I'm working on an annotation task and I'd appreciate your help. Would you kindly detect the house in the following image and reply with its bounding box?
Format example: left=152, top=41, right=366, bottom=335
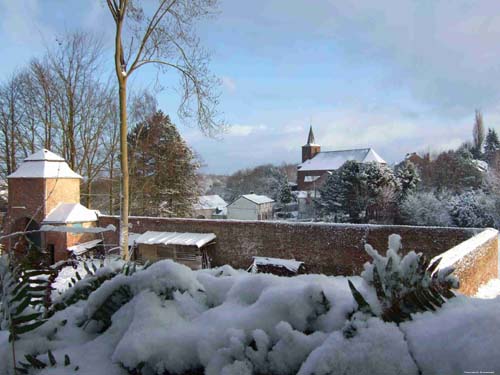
left=192, top=194, right=228, bottom=219
left=297, top=126, right=386, bottom=190
left=4, top=149, right=105, bottom=263
left=227, top=194, right=274, bottom=220
left=134, top=230, right=216, bottom=269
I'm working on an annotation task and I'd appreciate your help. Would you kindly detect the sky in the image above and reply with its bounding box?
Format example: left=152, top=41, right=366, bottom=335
left=1, top=0, right=500, bottom=174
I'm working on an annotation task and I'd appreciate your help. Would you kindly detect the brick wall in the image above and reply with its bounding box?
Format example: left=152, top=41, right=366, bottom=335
left=99, top=216, right=478, bottom=276
left=432, top=228, right=498, bottom=296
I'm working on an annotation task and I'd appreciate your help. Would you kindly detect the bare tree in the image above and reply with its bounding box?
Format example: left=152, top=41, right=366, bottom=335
left=106, top=0, right=223, bottom=259
left=473, top=109, right=485, bottom=158
left=0, top=74, right=25, bottom=176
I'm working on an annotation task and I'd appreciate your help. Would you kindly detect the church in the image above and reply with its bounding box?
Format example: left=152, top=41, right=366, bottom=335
left=297, top=127, right=386, bottom=190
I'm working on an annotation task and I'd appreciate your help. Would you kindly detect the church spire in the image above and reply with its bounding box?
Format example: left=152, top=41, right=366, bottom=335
left=307, top=125, right=315, bottom=144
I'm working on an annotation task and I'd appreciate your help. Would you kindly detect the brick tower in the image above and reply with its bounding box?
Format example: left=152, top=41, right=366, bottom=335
left=5, top=149, right=89, bottom=260
left=301, top=126, right=321, bottom=162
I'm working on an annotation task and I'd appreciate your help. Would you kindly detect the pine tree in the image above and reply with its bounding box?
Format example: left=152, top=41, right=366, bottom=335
left=128, top=111, right=201, bottom=217
left=395, top=160, right=420, bottom=200
left=277, top=175, right=292, bottom=205
left=484, top=128, right=500, bottom=163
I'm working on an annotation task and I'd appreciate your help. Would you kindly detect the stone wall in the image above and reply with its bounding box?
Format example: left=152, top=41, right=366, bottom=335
left=432, top=228, right=498, bottom=296
left=99, top=216, right=479, bottom=276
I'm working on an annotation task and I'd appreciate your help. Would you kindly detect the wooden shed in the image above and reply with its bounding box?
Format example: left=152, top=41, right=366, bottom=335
left=134, top=231, right=216, bottom=270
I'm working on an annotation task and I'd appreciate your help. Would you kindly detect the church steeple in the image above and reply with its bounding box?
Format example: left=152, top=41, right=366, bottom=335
left=306, top=125, right=316, bottom=145
left=301, top=126, right=321, bottom=162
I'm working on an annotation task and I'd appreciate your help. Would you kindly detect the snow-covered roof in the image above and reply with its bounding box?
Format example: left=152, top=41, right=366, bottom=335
left=68, top=239, right=102, bottom=256
left=240, top=194, right=274, bottom=205
left=43, top=203, right=99, bottom=224
left=128, top=232, right=142, bottom=246
left=8, top=149, right=82, bottom=179
left=298, top=148, right=386, bottom=172
left=194, top=195, right=228, bottom=210
left=135, top=231, right=216, bottom=248
left=472, top=159, right=488, bottom=172
left=251, top=256, right=304, bottom=273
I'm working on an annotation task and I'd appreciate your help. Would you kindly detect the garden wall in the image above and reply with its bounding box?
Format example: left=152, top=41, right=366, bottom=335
left=98, top=216, right=490, bottom=281
left=432, top=228, right=498, bottom=296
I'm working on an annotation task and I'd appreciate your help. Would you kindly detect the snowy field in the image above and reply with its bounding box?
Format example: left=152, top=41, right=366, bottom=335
left=1, top=255, right=500, bottom=375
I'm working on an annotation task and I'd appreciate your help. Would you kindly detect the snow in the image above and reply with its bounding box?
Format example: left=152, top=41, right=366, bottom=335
left=128, top=232, right=141, bottom=246
left=67, top=239, right=103, bottom=256
left=475, top=278, right=500, bottom=299
left=250, top=257, right=304, bottom=273
left=2, top=257, right=500, bottom=374
left=304, top=175, right=321, bottom=182
left=432, top=228, right=498, bottom=271
left=135, top=231, right=216, bottom=248
left=298, top=148, right=386, bottom=172
left=43, top=203, right=99, bottom=224
left=8, top=149, right=82, bottom=179
left=24, top=149, right=65, bottom=161
left=194, top=195, right=228, bottom=210
left=401, top=296, right=500, bottom=374
left=40, top=223, right=116, bottom=234
left=239, top=194, right=274, bottom=205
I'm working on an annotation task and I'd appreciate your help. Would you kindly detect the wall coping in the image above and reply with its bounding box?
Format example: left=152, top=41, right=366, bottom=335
left=433, top=228, right=498, bottom=271
left=98, top=215, right=481, bottom=233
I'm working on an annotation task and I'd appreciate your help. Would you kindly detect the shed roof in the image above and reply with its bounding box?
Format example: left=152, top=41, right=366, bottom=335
left=68, top=239, right=102, bottom=256
left=298, top=148, right=386, bottom=172
left=240, top=194, right=274, bottom=205
left=43, top=203, right=99, bottom=224
left=135, top=231, right=216, bottom=248
left=8, top=149, right=82, bottom=179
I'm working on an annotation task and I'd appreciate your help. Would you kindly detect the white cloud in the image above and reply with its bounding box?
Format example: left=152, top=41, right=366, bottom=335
left=221, top=76, right=237, bottom=93
left=227, top=124, right=267, bottom=136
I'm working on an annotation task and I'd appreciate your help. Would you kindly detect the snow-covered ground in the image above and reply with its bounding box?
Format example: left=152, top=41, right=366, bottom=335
left=475, top=278, right=500, bottom=299
left=1, top=258, right=500, bottom=375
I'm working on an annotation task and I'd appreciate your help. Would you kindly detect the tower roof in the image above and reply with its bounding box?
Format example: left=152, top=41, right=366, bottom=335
left=304, top=126, right=319, bottom=146
left=7, top=149, right=82, bottom=179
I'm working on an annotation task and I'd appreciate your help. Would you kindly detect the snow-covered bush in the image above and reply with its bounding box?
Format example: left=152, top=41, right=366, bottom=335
left=449, top=190, right=496, bottom=228
left=1, top=241, right=499, bottom=375
left=400, top=190, right=452, bottom=226
left=349, top=235, right=458, bottom=323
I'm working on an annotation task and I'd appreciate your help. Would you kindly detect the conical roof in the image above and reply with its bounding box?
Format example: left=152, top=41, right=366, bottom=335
left=8, top=149, right=82, bottom=179
left=307, top=126, right=315, bottom=144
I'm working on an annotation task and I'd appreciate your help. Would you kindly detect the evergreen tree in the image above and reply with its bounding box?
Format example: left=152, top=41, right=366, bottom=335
left=317, top=161, right=399, bottom=223
left=277, top=175, right=293, bottom=206
left=484, top=128, right=500, bottom=162
left=128, top=111, right=200, bottom=217
left=395, top=160, right=420, bottom=199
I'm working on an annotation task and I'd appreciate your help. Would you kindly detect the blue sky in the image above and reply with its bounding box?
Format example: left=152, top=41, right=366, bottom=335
left=2, top=0, right=500, bottom=174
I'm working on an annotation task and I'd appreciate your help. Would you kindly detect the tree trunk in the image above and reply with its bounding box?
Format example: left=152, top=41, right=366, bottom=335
left=119, top=79, right=129, bottom=260
left=109, top=155, right=114, bottom=215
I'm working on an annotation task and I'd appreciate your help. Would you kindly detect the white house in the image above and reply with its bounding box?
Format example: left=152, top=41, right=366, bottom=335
left=227, top=194, right=274, bottom=220
left=192, top=195, right=228, bottom=219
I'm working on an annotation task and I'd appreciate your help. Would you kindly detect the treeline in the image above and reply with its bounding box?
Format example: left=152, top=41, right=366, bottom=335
left=316, top=111, right=500, bottom=228
left=204, top=163, right=296, bottom=203
left=0, top=32, right=118, bottom=209
left=0, top=31, right=200, bottom=217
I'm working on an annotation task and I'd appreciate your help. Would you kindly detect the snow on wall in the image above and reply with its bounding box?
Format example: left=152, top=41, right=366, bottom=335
left=432, top=228, right=498, bottom=295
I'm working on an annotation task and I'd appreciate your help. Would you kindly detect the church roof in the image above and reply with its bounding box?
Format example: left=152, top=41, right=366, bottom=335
left=305, top=126, right=317, bottom=145
left=8, top=149, right=82, bottom=179
left=298, top=148, right=386, bottom=172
